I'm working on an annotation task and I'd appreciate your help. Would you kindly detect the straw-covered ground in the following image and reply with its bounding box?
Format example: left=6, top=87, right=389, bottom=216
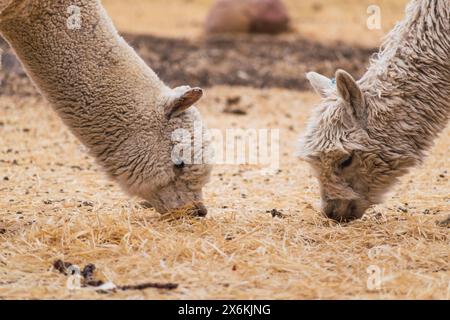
left=0, top=0, right=448, bottom=300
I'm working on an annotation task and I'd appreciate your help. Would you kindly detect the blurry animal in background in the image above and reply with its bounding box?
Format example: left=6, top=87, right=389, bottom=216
left=205, top=0, right=291, bottom=35
left=299, top=0, right=450, bottom=221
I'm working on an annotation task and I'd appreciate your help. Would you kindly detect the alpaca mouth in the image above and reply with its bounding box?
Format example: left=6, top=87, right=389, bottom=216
left=191, top=202, right=208, bottom=217
left=158, top=202, right=208, bottom=220
left=323, top=199, right=367, bottom=222
left=144, top=197, right=208, bottom=218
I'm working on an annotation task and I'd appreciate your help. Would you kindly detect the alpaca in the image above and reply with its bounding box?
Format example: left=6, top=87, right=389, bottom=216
left=299, top=0, right=450, bottom=221
left=0, top=0, right=213, bottom=215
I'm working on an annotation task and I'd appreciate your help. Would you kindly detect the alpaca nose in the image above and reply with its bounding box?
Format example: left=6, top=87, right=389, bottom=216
left=324, top=202, right=336, bottom=220
left=324, top=201, right=341, bottom=221
left=192, top=202, right=208, bottom=217
left=324, top=200, right=359, bottom=222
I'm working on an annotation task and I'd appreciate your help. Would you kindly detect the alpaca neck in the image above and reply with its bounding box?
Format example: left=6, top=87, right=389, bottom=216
left=361, top=0, right=450, bottom=164
left=0, top=0, right=166, bottom=149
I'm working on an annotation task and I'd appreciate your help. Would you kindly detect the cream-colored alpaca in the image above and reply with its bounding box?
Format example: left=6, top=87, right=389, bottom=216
left=0, top=0, right=212, bottom=215
left=299, top=0, right=449, bottom=221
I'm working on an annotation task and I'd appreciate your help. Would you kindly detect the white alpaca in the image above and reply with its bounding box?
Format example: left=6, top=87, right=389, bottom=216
left=299, top=0, right=449, bottom=221
left=0, top=0, right=212, bottom=215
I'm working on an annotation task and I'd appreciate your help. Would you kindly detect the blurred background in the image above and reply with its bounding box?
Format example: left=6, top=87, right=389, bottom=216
left=1, top=0, right=410, bottom=95
left=103, top=0, right=408, bottom=46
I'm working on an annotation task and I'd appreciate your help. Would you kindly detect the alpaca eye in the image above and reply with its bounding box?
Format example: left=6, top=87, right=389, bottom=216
left=339, top=155, right=353, bottom=169
left=174, top=161, right=185, bottom=170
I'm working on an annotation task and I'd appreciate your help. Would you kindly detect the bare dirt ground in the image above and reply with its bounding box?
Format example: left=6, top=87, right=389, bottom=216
left=0, top=0, right=448, bottom=300
left=0, top=34, right=375, bottom=95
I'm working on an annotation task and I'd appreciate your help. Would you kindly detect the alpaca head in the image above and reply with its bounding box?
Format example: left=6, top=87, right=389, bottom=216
left=299, top=70, right=402, bottom=221
left=122, top=86, right=213, bottom=216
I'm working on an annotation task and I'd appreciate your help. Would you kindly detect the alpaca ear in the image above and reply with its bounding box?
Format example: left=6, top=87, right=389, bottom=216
left=306, top=72, right=334, bottom=98
left=335, top=70, right=365, bottom=120
left=165, top=86, right=203, bottom=119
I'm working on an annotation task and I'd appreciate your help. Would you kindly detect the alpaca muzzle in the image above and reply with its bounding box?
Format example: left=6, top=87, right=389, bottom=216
left=323, top=199, right=366, bottom=222
left=191, top=202, right=208, bottom=217
left=148, top=198, right=208, bottom=218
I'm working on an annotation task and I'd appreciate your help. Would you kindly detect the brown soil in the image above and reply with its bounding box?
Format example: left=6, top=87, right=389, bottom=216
left=1, top=86, right=448, bottom=299
left=0, top=33, right=375, bottom=96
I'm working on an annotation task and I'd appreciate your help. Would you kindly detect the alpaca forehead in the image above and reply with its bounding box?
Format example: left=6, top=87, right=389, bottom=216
left=308, top=99, right=350, bottom=133
left=301, top=121, right=348, bottom=156
left=308, top=136, right=344, bottom=156
left=300, top=142, right=347, bottom=168
left=306, top=104, right=366, bottom=148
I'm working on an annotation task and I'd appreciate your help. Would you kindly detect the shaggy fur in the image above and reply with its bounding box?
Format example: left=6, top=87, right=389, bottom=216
left=0, top=0, right=213, bottom=215
left=299, top=0, right=450, bottom=221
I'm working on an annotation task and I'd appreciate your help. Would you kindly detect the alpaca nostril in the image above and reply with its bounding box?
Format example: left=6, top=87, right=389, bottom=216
left=325, top=210, right=335, bottom=220
left=324, top=202, right=337, bottom=220
left=346, top=201, right=366, bottom=221
left=193, top=202, right=208, bottom=217
left=348, top=202, right=358, bottom=218
left=323, top=201, right=357, bottom=222
left=326, top=209, right=342, bottom=222
left=329, top=212, right=343, bottom=222
left=140, top=201, right=153, bottom=209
